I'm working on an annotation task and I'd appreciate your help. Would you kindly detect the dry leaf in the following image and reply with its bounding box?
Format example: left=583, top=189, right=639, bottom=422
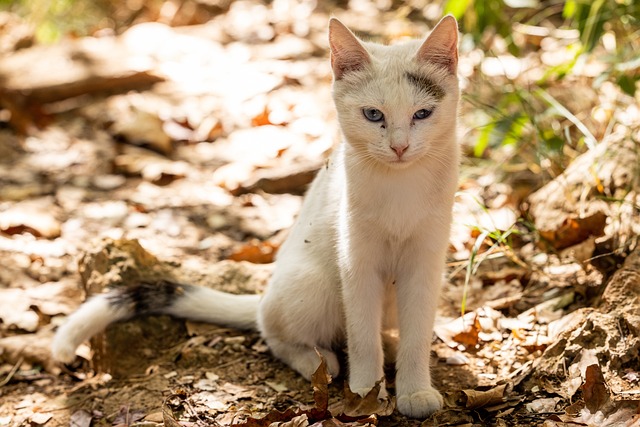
left=457, top=384, right=507, bottom=410
left=338, top=379, right=395, bottom=418
left=70, top=410, right=93, bottom=427
left=162, top=402, right=182, bottom=427
left=311, top=349, right=331, bottom=413
left=582, top=364, right=609, bottom=413
left=0, top=208, right=60, bottom=238
left=228, top=239, right=279, bottom=264
left=452, top=314, right=481, bottom=348
left=539, top=212, right=607, bottom=250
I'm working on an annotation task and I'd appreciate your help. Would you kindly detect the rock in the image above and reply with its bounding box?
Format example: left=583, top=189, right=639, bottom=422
left=527, top=133, right=639, bottom=250
left=75, top=238, right=270, bottom=377
left=530, top=247, right=640, bottom=398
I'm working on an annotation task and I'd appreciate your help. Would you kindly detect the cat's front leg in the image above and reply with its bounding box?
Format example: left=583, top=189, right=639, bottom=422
left=394, top=248, right=445, bottom=418
left=339, top=244, right=386, bottom=396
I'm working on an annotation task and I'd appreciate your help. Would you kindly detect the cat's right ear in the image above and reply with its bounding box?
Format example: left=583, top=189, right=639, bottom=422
left=328, top=18, right=371, bottom=80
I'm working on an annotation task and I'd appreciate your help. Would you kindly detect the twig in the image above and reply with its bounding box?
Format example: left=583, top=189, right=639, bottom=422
left=0, top=357, right=23, bottom=387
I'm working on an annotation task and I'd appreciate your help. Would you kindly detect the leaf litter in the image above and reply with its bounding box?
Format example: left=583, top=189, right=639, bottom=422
left=1, top=1, right=640, bottom=426
left=163, top=352, right=394, bottom=427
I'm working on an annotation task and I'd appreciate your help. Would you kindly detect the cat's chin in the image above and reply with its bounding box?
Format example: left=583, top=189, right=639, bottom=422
left=381, top=156, right=417, bottom=169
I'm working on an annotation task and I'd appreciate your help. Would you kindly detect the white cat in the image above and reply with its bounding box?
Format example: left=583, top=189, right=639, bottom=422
left=53, top=16, right=460, bottom=418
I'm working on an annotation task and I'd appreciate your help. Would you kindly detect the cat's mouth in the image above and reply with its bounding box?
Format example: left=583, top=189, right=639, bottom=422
left=386, top=155, right=414, bottom=168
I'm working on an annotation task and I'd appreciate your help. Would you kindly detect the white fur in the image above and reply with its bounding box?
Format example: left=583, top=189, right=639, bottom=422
left=53, top=16, right=459, bottom=419
left=166, top=288, right=260, bottom=329
left=52, top=297, right=131, bottom=363
left=259, top=16, right=460, bottom=418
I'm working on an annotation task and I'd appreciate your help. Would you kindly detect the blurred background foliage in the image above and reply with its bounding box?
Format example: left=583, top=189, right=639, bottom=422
left=445, top=0, right=638, bottom=173
left=1, top=0, right=638, bottom=171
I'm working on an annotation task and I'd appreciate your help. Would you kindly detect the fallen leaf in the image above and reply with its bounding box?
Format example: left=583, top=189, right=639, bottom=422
left=0, top=207, right=60, bottom=238
left=70, top=410, right=93, bottom=427
left=456, top=384, right=507, bottom=410
left=112, top=405, right=145, bottom=427
left=452, top=314, right=481, bottom=348
left=30, top=413, right=52, bottom=425
left=228, top=239, right=279, bottom=264
left=337, top=379, right=395, bottom=418
left=162, top=401, right=182, bottom=427
left=311, top=350, right=331, bottom=413
left=582, top=364, right=609, bottom=413
left=539, top=212, right=607, bottom=250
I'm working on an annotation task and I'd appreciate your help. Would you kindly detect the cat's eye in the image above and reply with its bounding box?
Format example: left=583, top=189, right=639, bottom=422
left=363, top=108, right=384, bottom=122
left=413, top=109, right=432, bottom=120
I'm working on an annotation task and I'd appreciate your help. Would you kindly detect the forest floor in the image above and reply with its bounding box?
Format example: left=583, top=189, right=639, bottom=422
left=1, top=2, right=639, bottom=427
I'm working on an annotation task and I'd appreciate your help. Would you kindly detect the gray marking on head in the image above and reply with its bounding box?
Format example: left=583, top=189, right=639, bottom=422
left=405, top=72, right=445, bottom=100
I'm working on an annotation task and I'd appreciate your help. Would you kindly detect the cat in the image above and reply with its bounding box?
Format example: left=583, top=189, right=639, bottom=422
left=53, top=15, right=460, bottom=418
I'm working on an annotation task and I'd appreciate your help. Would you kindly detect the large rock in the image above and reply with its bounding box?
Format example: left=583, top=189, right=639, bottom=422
left=77, top=238, right=271, bottom=377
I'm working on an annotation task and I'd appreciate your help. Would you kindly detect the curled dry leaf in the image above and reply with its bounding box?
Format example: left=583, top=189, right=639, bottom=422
left=447, top=384, right=507, bottom=410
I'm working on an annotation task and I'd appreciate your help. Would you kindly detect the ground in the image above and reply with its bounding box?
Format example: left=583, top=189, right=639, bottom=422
left=0, top=1, right=639, bottom=427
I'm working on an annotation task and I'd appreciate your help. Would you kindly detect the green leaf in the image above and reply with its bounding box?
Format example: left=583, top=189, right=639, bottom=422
left=443, top=0, right=473, bottom=20
left=563, top=0, right=577, bottom=18
left=474, top=122, right=495, bottom=157
left=616, top=74, right=637, bottom=97
left=535, top=88, right=597, bottom=150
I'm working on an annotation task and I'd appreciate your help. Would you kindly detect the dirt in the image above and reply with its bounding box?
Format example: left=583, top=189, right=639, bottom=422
left=1, top=1, right=640, bottom=426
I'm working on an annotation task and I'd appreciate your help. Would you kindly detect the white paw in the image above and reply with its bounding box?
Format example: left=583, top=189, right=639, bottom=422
left=396, top=388, right=443, bottom=418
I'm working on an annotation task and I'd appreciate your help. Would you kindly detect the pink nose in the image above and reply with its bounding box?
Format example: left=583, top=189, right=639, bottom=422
left=392, top=144, right=408, bottom=158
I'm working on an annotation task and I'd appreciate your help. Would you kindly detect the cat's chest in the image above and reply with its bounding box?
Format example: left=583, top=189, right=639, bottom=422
left=347, top=168, right=450, bottom=238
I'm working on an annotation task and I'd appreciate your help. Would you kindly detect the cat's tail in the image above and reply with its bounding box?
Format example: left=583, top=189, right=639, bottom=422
left=51, top=280, right=260, bottom=364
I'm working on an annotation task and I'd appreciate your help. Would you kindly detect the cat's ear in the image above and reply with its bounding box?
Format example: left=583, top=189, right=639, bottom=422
left=415, top=15, right=459, bottom=74
left=328, top=18, right=371, bottom=80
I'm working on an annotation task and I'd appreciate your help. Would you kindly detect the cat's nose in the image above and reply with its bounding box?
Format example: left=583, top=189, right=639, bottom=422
left=391, top=144, right=409, bottom=158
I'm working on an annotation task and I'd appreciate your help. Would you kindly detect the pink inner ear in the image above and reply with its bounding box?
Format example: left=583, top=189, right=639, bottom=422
left=416, top=15, right=459, bottom=74
left=329, top=19, right=371, bottom=79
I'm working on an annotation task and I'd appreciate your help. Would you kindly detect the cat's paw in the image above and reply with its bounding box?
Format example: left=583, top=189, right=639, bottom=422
left=396, top=388, right=443, bottom=418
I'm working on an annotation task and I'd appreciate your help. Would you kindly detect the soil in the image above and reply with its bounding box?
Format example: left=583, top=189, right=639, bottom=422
left=1, top=2, right=640, bottom=427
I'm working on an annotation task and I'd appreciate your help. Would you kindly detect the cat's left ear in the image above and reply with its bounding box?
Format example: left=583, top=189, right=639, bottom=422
left=415, top=15, right=459, bottom=74
left=329, top=18, right=371, bottom=80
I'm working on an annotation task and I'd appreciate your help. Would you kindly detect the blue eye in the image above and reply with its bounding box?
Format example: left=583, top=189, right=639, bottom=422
left=413, top=109, right=432, bottom=120
left=363, top=108, right=384, bottom=122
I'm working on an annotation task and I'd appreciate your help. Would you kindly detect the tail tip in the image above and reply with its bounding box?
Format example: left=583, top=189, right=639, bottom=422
left=51, top=335, right=78, bottom=364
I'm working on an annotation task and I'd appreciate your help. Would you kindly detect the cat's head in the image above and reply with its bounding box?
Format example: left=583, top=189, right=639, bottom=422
left=329, top=16, right=459, bottom=169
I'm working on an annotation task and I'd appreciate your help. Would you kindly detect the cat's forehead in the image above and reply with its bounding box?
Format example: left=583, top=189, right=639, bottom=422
left=342, top=44, right=448, bottom=102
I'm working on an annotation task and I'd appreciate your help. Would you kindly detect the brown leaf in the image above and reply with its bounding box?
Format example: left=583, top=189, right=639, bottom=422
left=0, top=208, right=61, bottom=238
left=539, top=212, right=607, bottom=250
left=452, top=313, right=481, bottom=348
left=251, top=106, right=272, bottom=127
left=582, top=364, right=609, bottom=413
left=338, top=379, right=395, bottom=418
left=448, top=384, right=507, bottom=410
left=311, top=350, right=331, bottom=413
left=228, top=239, right=279, bottom=264
left=233, top=408, right=300, bottom=427
left=161, top=404, right=182, bottom=427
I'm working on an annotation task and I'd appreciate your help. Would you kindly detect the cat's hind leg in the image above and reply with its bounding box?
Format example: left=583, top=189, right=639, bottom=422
left=266, top=337, right=340, bottom=380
